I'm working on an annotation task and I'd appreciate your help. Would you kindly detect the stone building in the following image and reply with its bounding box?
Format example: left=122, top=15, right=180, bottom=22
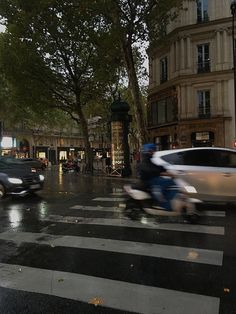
left=147, top=0, right=235, bottom=150
left=0, top=118, right=110, bottom=164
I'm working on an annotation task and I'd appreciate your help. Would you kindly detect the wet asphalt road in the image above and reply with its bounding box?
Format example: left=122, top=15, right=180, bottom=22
left=0, top=166, right=235, bottom=314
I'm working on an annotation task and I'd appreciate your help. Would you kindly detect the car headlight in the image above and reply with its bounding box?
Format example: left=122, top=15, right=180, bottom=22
left=184, top=185, right=197, bottom=194
left=8, top=178, right=23, bottom=184
left=39, top=175, right=45, bottom=181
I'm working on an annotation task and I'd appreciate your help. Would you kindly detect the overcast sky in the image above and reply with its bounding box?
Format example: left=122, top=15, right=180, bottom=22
left=0, top=24, right=5, bottom=32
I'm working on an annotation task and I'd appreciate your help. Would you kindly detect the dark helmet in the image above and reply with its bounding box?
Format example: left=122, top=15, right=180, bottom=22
left=142, top=143, right=156, bottom=154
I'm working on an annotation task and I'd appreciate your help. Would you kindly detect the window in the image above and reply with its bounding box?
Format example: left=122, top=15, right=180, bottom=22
left=158, top=100, right=166, bottom=124
left=197, top=90, right=211, bottom=118
left=215, top=150, right=236, bottom=168
left=148, top=102, right=158, bottom=127
left=197, top=0, right=209, bottom=23
left=182, top=150, right=218, bottom=166
left=197, top=44, right=210, bottom=73
left=162, top=152, right=184, bottom=165
left=154, top=149, right=236, bottom=168
left=148, top=97, right=177, bottom=127
left=160, top=57, right=168, bottom=83
left=158, top=97, right=177, bottom=125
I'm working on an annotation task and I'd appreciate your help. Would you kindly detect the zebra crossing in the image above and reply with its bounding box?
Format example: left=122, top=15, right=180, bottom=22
left=0, top=190, right=225, bottom=314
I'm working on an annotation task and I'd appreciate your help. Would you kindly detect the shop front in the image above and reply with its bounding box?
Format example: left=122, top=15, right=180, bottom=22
left=57, top=147, right=85, bottom=162
left=34, top=146, right=48, bottom=159
left=0, top=136, right=17, bottom=156
left=191, top=131, right=215, bottom=147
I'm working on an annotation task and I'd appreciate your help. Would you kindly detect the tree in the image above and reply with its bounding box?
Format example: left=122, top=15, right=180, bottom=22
left=0, top=0, right=123, bottom=171
left=87, top=0, right=183, bottom=145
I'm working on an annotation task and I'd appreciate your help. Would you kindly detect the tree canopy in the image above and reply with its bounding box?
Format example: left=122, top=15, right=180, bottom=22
left=0, top=0, right=183, bottom=162
left=0, top=0, right=125, bottom=170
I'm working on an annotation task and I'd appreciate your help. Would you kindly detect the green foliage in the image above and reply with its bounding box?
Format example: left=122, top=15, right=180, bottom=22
left=0, top=0, right=183, bottom=149
left=0, top=0, right=124, bottom=119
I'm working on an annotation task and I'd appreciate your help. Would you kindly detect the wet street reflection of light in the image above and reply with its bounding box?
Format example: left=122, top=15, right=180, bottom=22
left=8, top=209, right=22, bottom=228
left=9, top=204, right=25, bottom=211
left=39, top=201, right=49, bottom=218
left=140, top=217, right=149, bottom=224
left=187, top=251, right=199, bottom=260
left=58, top=165, right=63, bottom=186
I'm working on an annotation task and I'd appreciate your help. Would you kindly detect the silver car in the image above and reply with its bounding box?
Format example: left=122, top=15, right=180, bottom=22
left=151, top=147, right=236, bottom=203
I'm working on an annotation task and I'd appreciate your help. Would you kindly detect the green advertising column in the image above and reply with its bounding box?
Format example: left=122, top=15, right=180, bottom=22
left=110, top=97, right=132, bottom=177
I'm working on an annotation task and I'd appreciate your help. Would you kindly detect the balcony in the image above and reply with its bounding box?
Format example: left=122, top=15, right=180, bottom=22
left=197, top=60, right=211, bottom=73
left=197, top=15, right=209, bottom=24
left=160, top=76, right=168, bottom=84
left=198, top=105, right=211, bottom=119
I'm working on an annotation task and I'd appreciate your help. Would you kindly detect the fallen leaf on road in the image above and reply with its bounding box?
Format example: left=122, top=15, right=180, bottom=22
left=58, top=278, right=64, bottom=282
left=88, top=297, right=104, bottom=306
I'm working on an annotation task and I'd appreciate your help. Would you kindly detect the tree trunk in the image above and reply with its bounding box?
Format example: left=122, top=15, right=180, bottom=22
left=122, top=40, right=148, bottom=146
left=76, top=101, right=93, bottom=173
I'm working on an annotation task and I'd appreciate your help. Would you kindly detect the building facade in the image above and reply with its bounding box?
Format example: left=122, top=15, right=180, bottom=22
left=0, top=118, right=111, bottom=163
left=147, top=0, right=235, bottom=150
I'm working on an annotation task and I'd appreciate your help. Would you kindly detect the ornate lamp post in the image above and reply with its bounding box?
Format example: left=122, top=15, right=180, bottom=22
left=231, top=0, right=236, bottom=144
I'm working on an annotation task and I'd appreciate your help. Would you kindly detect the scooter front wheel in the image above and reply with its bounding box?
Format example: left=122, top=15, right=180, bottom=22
left=184, top=213, right=200, bottom=224
left=124, top=198, right=145, bottom=219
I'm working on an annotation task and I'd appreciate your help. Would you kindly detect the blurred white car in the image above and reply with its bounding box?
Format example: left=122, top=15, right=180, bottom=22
left=152, top=147, right=236, bottom=203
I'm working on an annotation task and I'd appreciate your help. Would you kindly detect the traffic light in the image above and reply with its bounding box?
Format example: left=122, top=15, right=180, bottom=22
left=234, top=139, right=236, bottom=148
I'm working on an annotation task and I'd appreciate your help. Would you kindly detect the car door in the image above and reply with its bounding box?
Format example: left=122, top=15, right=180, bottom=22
left=212, top=149, right=236, bottom=198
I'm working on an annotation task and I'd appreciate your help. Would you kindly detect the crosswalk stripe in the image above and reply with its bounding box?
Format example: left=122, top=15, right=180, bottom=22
left=204, top=211, right=226, bottom=217
left=0, top=262, right=220, bottom=314
left=41, top=215, right=225, bottom=235
left=70, top=205, right=226, bottom=217
left=0, top=231, right=223, bottom=266
left=70, top=205, right=121, bottom=212
left=92, top=197, right=126, bottom=201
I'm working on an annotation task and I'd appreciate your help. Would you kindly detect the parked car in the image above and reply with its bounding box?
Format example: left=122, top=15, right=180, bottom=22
left=0, top=157, right=44, bottom=199
left=152, top=147, right=236, bottom=203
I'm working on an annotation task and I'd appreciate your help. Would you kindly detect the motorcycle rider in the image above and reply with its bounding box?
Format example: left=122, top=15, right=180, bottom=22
left=139, top=143, right=177, bottom=211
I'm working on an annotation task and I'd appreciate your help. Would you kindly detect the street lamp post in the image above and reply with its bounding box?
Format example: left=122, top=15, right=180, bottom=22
left=231, top=0, right=236, bottom=144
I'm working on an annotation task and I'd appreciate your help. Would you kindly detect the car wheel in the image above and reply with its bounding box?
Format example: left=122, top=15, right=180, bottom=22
left=0, top=184, right=6, bottom=199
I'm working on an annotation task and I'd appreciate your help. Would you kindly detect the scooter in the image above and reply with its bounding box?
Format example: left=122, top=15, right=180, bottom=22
left=62, top=162, right=77, bottom=173
left=123, top=177, right=201, bottom=223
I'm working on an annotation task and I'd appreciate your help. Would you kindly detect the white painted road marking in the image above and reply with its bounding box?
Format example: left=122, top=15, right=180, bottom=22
left=70, top=205, right=226, bottom=217
left=0, top=231, right=223, bottom=265
left=92, top=197, right=126, bottom=202
left=41, top=215, right=225, bottom=235
left=0, top=263, right=220, bottom=314
left=70, top=205, right=122, bottom=212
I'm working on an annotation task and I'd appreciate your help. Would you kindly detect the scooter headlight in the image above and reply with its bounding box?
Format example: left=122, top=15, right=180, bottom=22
left=184, top=185, right=197, bottom=194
